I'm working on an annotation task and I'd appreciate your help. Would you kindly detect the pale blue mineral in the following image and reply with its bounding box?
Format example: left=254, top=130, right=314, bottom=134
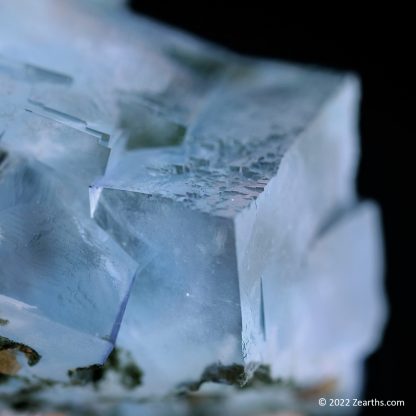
left=0, top=152, right=137, bottom=379
left=0, top=0, right=386, bottom=411
left=279, top=202, right=386, bottom=396
left=91, top=66, right=365, bottom=392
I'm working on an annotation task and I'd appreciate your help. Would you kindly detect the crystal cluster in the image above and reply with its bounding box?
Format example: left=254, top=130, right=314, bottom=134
left=0, top=0, right=386, bottom=414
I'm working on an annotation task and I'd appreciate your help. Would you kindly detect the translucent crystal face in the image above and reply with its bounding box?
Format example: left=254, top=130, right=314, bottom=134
left=0, top=0, right=386, bottom=408
left=87, top=61, right=363, bottom=384
left=0, top=154, right=136, bottom=338
left=0, top=152, right=137, bottom=379
left=1, top=112, right=110, bottom=205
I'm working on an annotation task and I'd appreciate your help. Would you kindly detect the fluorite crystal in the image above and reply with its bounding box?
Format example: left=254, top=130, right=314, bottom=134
left=91, top=70, right=362, bottom=392
left=0, top=0, right=386, bottom=414
left=0, top=152, right=137, bottom=380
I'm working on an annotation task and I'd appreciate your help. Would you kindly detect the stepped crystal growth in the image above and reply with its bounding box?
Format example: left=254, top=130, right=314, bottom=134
left=0, top=0, right=386, bottom=414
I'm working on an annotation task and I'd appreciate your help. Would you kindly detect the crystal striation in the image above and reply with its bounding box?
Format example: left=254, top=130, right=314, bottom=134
left=91, top=64, right=363, bottom=391
left=0, top=0, right=386, bottom=413
left=0, top=152, right=137, bottom=380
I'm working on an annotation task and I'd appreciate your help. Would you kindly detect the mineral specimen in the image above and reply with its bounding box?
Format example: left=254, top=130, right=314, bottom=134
left=0, top=0, right=386, bottom=414
left=0, top=152, right=137, bottom=380
left=93, top=69, right=362, bottom=392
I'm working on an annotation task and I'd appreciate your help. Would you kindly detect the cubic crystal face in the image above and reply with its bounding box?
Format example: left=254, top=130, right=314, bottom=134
left=90, top=63, right=365, bottom=390
left=0, top=0, right=386, bottom=413
left=0, top=152, right=137, bottom=380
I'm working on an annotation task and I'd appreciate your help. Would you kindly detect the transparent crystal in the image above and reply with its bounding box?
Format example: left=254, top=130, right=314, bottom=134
left=90, top=66, right=364, bottom=391
left=0, top=153, right=137, bottom=380
left=0, top=0, right=386, bottom=410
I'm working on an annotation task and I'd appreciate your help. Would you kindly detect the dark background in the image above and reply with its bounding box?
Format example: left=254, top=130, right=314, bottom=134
left=129, top=3, right=410, bottom=414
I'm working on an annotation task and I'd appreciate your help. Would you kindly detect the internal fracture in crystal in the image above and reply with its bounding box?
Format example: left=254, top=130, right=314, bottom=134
left=0, top=0, right=386, bottom=410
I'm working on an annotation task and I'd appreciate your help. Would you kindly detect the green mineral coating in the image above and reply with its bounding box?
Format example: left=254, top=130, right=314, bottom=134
left=0, top=318, right=9, bottom=326
left=107, top=347, right=121, bottom=371
left=179, top=363, right=294, bottom=394
left=0, top=335, right=41, bottom=366
left=180, top=363, right=246, bottom=392
left=120, top=362, right=142, bottom=389
left=68, top=364, right=105, bottom=387
left=201, top=363, right=246, bottom=385
left=242, top=364, right=274, bottom=388
left=67, top=348, right=143, bottom=389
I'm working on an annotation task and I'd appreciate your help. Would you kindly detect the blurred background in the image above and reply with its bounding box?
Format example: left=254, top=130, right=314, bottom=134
left=129, top=3, right=410, bottom=414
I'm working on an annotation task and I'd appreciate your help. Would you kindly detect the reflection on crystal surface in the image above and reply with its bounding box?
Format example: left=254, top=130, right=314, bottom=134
left=0, top=153, right=137, bottom=380
left=91, top=66, right=363, bottom=392
left=0, top=0, right=386, bottom=414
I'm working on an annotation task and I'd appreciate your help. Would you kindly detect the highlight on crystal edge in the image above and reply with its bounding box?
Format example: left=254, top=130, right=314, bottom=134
left=0, top=0, right=387, bottom=415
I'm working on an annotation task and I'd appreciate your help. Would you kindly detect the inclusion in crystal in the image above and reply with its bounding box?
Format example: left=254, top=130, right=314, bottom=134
left=0, top=152, right=137, bottom=380
left=0, top=0, right=386, bottom=404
